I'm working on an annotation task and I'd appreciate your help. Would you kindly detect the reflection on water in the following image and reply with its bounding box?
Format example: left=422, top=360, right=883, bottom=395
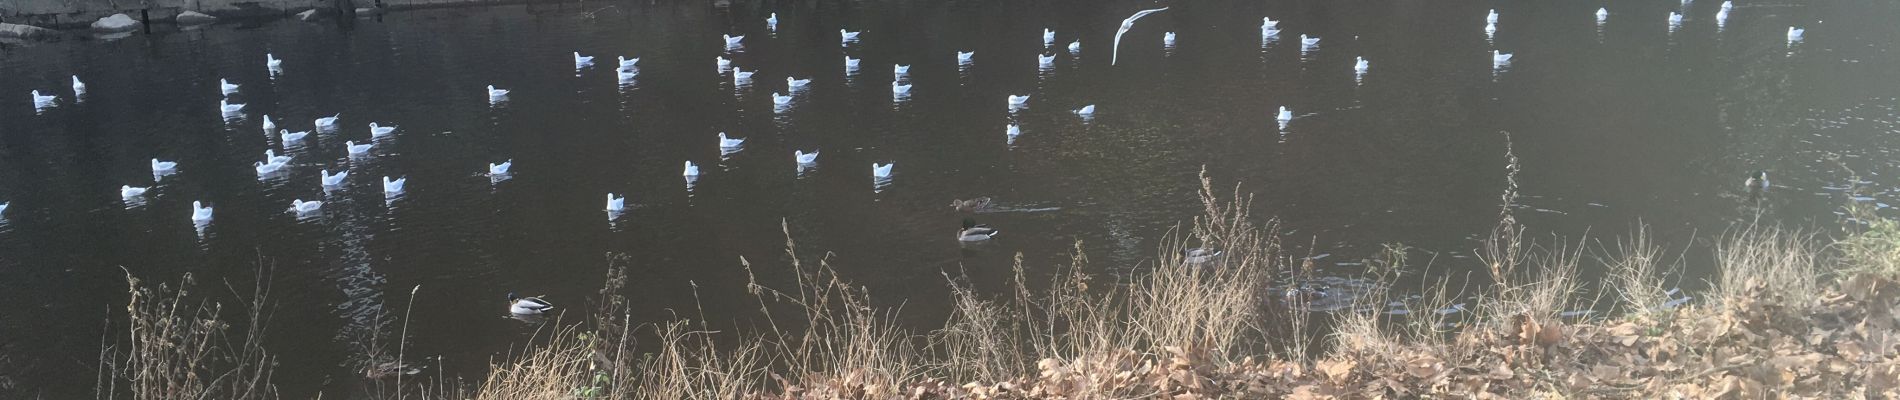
left=0, top=0, right=1897, bottom=396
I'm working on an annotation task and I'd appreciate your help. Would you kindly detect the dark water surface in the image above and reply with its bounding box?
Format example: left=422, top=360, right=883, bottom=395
left=2, top=0, right=1898, bottom=396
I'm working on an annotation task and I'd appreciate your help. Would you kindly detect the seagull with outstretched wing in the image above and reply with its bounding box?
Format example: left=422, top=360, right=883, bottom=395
left=1112, top=7, right=1169, bottom=65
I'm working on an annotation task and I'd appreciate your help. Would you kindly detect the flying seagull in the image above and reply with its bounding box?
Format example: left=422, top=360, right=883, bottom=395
left=1111, top=7, right=1169, bottom=65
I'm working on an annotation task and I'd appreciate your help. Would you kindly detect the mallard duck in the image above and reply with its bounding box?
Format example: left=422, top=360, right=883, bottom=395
left=1184, top=248, right=1224, bottom=265
left=1745, top=170, right=1768, bottom=191
left=958, top=218, right=998, bottom=241
left=508, top=292, right=554, bottom=315
left=951, top=197, right=993, bottom=213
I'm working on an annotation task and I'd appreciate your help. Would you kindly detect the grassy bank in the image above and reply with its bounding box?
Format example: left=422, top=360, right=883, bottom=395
left=97, top=168, right=1900, bottom=398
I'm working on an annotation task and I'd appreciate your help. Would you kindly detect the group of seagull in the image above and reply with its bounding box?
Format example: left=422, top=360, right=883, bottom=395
left=9, top=2, right=1818, bottom=234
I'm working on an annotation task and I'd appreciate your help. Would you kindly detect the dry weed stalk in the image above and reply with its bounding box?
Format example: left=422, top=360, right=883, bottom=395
left=97, top=267, right=278, bottom=400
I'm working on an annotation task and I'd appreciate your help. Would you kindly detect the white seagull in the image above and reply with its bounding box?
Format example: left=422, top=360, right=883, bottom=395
left=724, top=34, right=746, bottom=48
left=121, top=185, right=148, bottom=199
left=717, top=56, right=733, bottom=70
left=1277, top=106, right=1293, bottom=124
left=844, top=56, right=862, bottom=72
left=1487, top=9, right=1499, bottom=24
left=489, top=160, right=513, bottom=175
left=766, top=13, right=778, bottom=29
left=487, top=85, right=510, bottom=99
left=315, top=113, right=341, bottom=129
left=346, top=140, right=372, bottom=155
left=1262, top=17, right=1281, bottom=36
left=683, top=161, right=701, bottom=178
left=841, top=29, right=861, bottom=42
left=872, top=162, right=894, bottom=180
left=1006, top=124, right=1021, bottom=142
left=957, top=51, right=975, bottom=64
left=71, top=75, right=86, bottom=96
left=1111, top=7, right=1168, bottom=65
left=266, top=53, right=283, bottom=69
left=265, top=149, right=292, bottom=165
left=574, top=52, right=595, bottom=68
left=773, top=92, right=793, bottom=105
left=320, top=169, right=349, bottom=187
left=1164, top=32, right=1176, bottom=47
left=894, top=64, right=911, bottom=75
left=1596, top=8, right=1609, bottom=24
left=1493, top=50, right=1513, bottom=67
left=892, top=81, right=912, bottom=95
left=1787, top=26, right=1805, bottom=44
left=382, top=176, right=406, bottom=196
left=1008, top=94, right=1030, bottom=109
left=787, top=76, right=812, bottom=89
left=219, top=100, right=245, bottom=114
left=221, top=79, right=240, bottom=96
left=262, top=115, right=277, bottom=132
left=191, top=201, right=213, bottom=222
left=718, top=132, right=746, bottom=149
left=1075, top=104, right=1095, bottom=116
left=254, top=160, right=287, bottom=175
left=1355, top=57, right=1369, bottom=75
left=280, top=129, right=309, bottom=143
left=151, top=158, right=179, bottom=175
left=290, top=199, right=322, bottom=214
left=1039, top=53, right=1056, bottom=67
left=733, top=68, right=755, bottom=84
left=1043, top=28, right=1056, bottom=45
left=617, top=56, right=640, bottom=72
left=795, top=150, right=819, bottom=165
left=1067, top=40, right=1081, bottom=54
left=370, top=123, right=396, bottom=137
left=605, top=193, right=625, bottom=212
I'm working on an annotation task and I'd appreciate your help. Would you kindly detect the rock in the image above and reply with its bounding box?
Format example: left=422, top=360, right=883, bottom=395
left=90, top=13, right=141, bottom=32
left=0, top=23, right=60, bottom=41
left=297, top=9, right=323, bottom=22
left=176, top=11, right=218, bottom=25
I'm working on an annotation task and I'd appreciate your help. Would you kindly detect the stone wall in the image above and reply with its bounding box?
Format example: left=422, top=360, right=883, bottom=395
left=0, top=0, right=534, bottom=28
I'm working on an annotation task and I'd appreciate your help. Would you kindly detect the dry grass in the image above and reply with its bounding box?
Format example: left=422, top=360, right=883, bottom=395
left=93, top=136, right=1900, bottom=398
left=96, top=267, right=278, bottom=400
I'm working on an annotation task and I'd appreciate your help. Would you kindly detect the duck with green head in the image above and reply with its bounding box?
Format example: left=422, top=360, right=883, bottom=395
left=507, top=292, right=554, bottom=315
left=1745, top=170, right=1768, bottom=191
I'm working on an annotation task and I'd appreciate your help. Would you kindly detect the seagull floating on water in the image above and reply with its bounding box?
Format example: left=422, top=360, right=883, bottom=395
left=220, top=100, right=245, bottom=115
left=766, top=13, right=778, bottom=29
left=1354, top=57, right=1369, bottom=75
left=1277, top=106, right=1293, bottom=123
left=844, top=56, right=862, bottom=72
left=346, top=141, right=372, bottom=155
left=290, top=199, right=322, bottom=215
left=1110, top=7, right=1167, bottom=65
left=1485, top=21, right=1497, bottom=37
left=893, top=64, right=911, bottom=76
left=605, top=193, right=625, bottom=212
left=262, top=115, right=277, bottom=132
left=31, top=90, right=57, bottom=109
left=957, top=51, right=974, bottom=64
left=321, top=169, right=349, bottom=187
left=254, top=159, right=287, bottom=175
left=617, top=56, right=640, bottom=72
left=265, top=149, right=291, bottom=165
left=1262, top=17, right=1281, bottom=36
left=487, top=85, right=509, bottom=98
left=121, top=185, right=148, bottom=199
left=717, top=56, right=733, bottom=70
left=1043, top=28, right=1055, bottom=45
left=872, top=162, right=894, bottom=180
left=1787, top=26, right=1804, bottom=44
left=1008, top=94, right=1030, bottom=109
left=191, top=201, right=213, bottom=222
left=370, top=123, right=396, bottom=137
left=723, top=34, right=745, bottom=48
left=718, top=132, right=746, bottom=149
left=1164, top=32, right=1176, bottom=47
left=1596, top=8, right=1609, bottom=24
left=315, top=113, right=341, bottom=129
left=1067, top=40, right=1081, bottom=54
left=1486, top=9, right=1499, bottom=24
left=773, top=92, right=793, bottom=105
left=71, top=75, right=86, bottom=96
left=1716, top=8, right=1730, bottom=26
left=1493, top=50, right=1514, bottom=68
left=280, top=129, right=309, bottom=143
left=221, top=79, right=240, bottom=96
left=1038, top=53, right=1056, bottom=67
left=787, top=76, right=812, bottom=89
left=490, top=160, right=513, bottom=175
left=1075, top=104, right=1095, bottom=116
left=1668, top=12, right=1683, bottom=26
left=840, top=29, right=861, bottom=43
left=151, top=158, right=178, bottom=175
left=892, top=81, right=913, bottom=95
left=733, top=68, right=755, bottom=83
left=683, top=161, right=701, bottom=179
left=795, top=150, right=819, bottom=165
left=383, top=176, right=406, bottom=196
left=1299, top=34, right=1320, bottom=51
left=574, top=52, right=595, bottom=69
left=1006, top=124, right=1021, bottom=141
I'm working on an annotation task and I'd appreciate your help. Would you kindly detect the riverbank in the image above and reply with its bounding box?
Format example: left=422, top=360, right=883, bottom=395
left=86, top=170, right=1900, bottom=398
left=1, top=0, right=640, bottom=36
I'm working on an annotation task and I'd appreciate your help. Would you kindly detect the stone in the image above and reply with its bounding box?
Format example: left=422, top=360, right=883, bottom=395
left=297, top=9, right=323, bottom=22
left=176, top=11, right=218, bottom=25
left=0, top=23, right=60, bottom=41
left=90, top=13, right=141, bottom=32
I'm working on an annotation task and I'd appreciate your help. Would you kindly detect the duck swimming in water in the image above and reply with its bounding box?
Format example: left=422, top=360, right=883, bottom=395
left=1745, top=170, right=1769, bottom=191
left=507, top=292, right=554, bottom=315
left=950, top=197, right=993, bottom=213
left=958, top=218, right=998, bottom=241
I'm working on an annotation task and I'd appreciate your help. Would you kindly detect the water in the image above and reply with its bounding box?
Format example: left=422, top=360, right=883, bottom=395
left=2, top=0, right=1897, bottom=396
